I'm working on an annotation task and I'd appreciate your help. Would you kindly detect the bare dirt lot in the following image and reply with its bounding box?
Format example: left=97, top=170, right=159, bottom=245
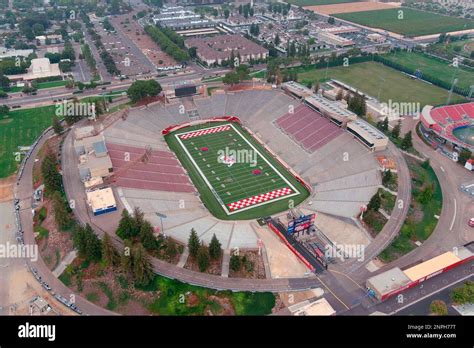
left=305, top=1, right=399, bottom=15
left=0, top=175, right=14, bottom=202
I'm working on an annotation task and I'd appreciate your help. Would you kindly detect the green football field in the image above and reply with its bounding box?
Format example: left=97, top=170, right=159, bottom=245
left=334, top=8, right=474, bottom=37
left=166, top=122, right=310, bottom=220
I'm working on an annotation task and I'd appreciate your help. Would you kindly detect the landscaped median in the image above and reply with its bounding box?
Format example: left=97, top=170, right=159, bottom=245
left=379, top=157, right=442, bottom=262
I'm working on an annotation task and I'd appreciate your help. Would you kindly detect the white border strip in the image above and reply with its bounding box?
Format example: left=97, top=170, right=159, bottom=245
left=174, top=123, right=300, bottom=215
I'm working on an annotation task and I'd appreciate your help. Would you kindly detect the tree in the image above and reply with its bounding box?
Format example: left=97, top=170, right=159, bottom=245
left=367, top=192, right=381, bottom=212
left=139, top=220, right=158, bottom=250
left=418, top=184, right=434, bottom=205
left=84, top=224, right=102, bottom=262
left=382, top=170, right=393, bottom=187
left=188, top=46, right=197, bottom=59
left=188, top=228, right=200, bottom=258
left=451, top=281, right=474, bottom=305
left=102, top=232, right=119, bottom=266
left=120, top=240, right=134, bottom=273
left=224, top=9, right=230, bottom=19
left=196, top=244, right=210, bottom=272
left=328, top=17, right=335, bottom=25
left=391, top=120, right=401, bottom=139
left=429, top=300, right=448, bottom=316
left=72, top=225, right=87, bottom=257
left=209, top=234, right=222, bottom=260
left=116, top=209, right=135, bottom=240
left=51, top=191, right=71, bottom=230
left=41, top=150, right=62, bottom=194
left=457, top=149, right=472, bottom=166
left=222, top=71, right=240, bottom=85
left=273, top=33, right=280, bottom=47
left=127, top=80, right=162, bottom=103
left=401, top=131, right=413, bottom=150
left=165, top=239, right=177, bottom=259
left=335, top=89, right=343, bottom=100
left=52, top=117, right=63, bottom=135
left=230, top=254, right=241, bottom=272
left=132, top=243, right=155, bottom=286
left=381, top=117, right=389, bottom=132
left=236, top=64, right=250, bottom=81
left=73, top=224, right=102, bottom=262
left=0, top=74, right=11, bottom=90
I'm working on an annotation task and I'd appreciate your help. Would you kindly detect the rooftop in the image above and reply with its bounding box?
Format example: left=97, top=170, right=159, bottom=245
left=86, top=187, right=116, bottom=211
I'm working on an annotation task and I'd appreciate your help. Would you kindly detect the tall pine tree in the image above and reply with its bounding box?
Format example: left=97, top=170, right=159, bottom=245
left=188, top=228, right=200, bottom=258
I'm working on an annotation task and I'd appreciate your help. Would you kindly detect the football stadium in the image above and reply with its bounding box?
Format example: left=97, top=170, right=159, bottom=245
left=420, top=102, right=474, bottom=151
left=99, top=84, right=387, bottom=250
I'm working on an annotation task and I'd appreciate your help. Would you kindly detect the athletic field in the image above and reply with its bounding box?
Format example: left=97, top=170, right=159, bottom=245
left=334, top=8, right=474, bottom=37
left=297, top=61, right=466, bottom=106
left=166, top=122, right=309, bottom=220
left=383, top=51, right=474, bottom=91
left=0, top=105, right=56, bottom=178
left=286, top=0, right=358, bottom=6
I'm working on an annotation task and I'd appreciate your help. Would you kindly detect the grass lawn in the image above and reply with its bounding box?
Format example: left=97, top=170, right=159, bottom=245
left=3, top=80, right=69, bottom=93
left=383, top=51, right=474, bottom=91
left=138, top=275, right=275, bottom=315
left=334, top=8, right=474, bottom=37
left=297, top=61, right=466, bottom=106
left=379, top=157, right=442, bottom=262
left=286, top=0, right=360, bottom=5
left=165, top=122, right=309, bottom=220
left=0, top=105, right=56, bottom=178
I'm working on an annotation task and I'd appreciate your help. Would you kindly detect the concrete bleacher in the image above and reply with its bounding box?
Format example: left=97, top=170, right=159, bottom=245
left=107, top=88, right=382, bottom=228
left=107, top=143, right=195, bottom=193
left=276, top=105, right=343, bottom=153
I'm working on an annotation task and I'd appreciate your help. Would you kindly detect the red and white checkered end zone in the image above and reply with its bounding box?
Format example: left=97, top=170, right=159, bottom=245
left=227, top=187, right=293, bottom=212
left=179, top=125, right=231, bottom=140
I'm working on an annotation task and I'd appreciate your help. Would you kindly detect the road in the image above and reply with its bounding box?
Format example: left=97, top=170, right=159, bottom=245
left=4, top=68, right=231, bottom=109
left=345, top=260, right=473, bottom=315
left=331, top=142, right=412, bottom=283
left=372, top=121, right=473, bottom=274
left=15, top=128, right=115, bottom=315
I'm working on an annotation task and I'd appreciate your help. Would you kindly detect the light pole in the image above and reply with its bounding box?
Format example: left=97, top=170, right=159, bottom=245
left=155, top=212, right=167, bottom=237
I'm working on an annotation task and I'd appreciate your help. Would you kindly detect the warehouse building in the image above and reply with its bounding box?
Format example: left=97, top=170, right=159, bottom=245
left=367, top=245, right=474, bottom=301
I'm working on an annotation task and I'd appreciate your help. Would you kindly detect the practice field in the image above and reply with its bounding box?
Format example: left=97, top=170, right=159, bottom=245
left=297, top=61, right=465, bottom=106
left=334, top=8, right=474, bottom=37
left=287, top=0, right=359, bottom=6
left=165, top=122, right=309, bottom=220
left=305, top=1, right=398, bottom=15
left=383, top=51, right=474, bottom=91
left=0, top=105, right=56, bottom=178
